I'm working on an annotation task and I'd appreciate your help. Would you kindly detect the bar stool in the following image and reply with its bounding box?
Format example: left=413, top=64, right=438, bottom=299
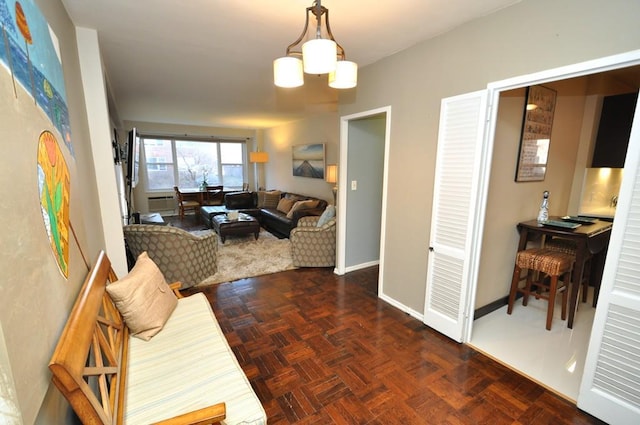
left=544, top=237, right=596, bottom=306
left=507, top=248, right=574, bottom=330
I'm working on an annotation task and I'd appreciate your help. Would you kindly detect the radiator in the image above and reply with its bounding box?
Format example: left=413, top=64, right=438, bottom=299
left=148, top=196, right=175, bottom=212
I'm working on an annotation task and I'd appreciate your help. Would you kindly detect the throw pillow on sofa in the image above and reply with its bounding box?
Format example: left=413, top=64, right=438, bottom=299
left=276, top=197, right=295, bottom=214
left=257, top=190, right=281, bottom=208
left=316, top=205, right=336, bottom=227
left=286, top=199, right=319, bottom=219
left=106, top=251, right=178, bottom=341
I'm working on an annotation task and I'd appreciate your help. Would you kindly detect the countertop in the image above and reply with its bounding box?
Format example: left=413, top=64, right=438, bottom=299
left=578, top=206, right=616, bottom=220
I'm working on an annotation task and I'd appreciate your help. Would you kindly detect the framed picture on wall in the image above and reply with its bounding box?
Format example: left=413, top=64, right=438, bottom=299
left=292, top=143, right=325, bottom=179
left=515, top=85, right=557, bottom=182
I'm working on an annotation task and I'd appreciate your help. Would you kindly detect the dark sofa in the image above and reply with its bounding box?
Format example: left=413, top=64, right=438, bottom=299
left=200, top=191, right=328, bottom=238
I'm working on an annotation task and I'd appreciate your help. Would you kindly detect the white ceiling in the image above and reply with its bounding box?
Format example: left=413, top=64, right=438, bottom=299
left=61, top=0, right=521, bottom=129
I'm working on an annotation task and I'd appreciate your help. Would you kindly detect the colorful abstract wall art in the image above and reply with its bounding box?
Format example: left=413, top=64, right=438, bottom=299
left=37, top=131, right=70, bottom=278
left=1, top=0, right=73, bottom=156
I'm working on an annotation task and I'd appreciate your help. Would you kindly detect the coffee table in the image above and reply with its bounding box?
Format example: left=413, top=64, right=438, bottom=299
left=211, top=213, right=260, bottom=243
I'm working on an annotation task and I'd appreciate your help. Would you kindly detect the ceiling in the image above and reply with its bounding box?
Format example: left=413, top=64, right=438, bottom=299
left=61, top=0, right=522, bottom=129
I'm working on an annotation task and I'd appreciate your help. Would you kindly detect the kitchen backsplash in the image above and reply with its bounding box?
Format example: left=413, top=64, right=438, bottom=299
left=579, top=168, right=624, bottom=218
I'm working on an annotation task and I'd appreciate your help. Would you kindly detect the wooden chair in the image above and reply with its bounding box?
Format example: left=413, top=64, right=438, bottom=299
left=507, top=248, right=574, bottom=330
left=173, top=186, right=200, bottom=219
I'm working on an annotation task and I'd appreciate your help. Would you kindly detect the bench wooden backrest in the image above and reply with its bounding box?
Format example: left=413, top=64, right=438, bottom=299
left=49, top=250, right=128, bottom=425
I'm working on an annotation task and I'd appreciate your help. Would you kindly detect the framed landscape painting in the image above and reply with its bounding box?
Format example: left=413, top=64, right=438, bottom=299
left=292, top=143, right=325, bottom=179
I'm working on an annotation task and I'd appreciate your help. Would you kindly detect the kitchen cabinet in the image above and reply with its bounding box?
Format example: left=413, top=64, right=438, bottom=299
left=591, top=92, right=638, bottom=168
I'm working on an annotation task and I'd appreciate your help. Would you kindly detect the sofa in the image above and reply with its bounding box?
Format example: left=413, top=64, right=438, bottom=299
left=200, top=190, right=328, bottom=238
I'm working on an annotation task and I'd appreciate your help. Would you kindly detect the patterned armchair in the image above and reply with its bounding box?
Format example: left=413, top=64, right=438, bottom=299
left=123, top=224, right=218, bottom=288
left=290, top=216, right=336, bottom=267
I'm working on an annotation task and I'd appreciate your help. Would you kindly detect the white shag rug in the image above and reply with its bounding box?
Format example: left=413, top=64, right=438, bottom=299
left=194, top=229, right=296, bottom=286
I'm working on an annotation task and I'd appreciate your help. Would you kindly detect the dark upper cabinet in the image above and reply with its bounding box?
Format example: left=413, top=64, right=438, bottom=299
left=592, top=92, right=638, bottom=168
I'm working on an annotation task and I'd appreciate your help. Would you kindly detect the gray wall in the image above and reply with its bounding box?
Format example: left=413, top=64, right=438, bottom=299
left=339, top=0, right=640, bottom=313
left=263, top=112, right=338, bottom=202
left=345, top=115, right=386, bottom=268
left=0, top=0, right=108, bottom=423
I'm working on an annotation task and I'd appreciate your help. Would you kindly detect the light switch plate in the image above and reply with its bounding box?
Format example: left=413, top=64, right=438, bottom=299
left=351, top=180, right=357, bottom=190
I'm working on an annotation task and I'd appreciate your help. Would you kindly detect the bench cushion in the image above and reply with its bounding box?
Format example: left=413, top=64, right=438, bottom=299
left=126, top=293, right=266, bottom=425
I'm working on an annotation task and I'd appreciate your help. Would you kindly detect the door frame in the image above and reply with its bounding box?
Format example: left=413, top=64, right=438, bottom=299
left=463, top=49, right=640, bottom=343
left=337, top=106, right=392, bottom=291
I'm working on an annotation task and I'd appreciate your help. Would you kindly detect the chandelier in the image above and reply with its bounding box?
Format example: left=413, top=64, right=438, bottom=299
left=273, top=0, right=357, bottom=89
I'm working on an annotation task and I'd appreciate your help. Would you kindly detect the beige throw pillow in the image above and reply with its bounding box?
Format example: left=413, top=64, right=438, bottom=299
left=106, top=252, right=178, bottom=341
left=257, top=190, right=281, bottom=208
left=276, top=197, right=295, bottom=214
left=286, top=199, right=319, bottom=219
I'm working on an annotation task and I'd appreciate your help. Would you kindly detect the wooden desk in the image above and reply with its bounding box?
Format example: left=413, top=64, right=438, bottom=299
left=516, top=218, right=612, bottom=328
left=180, top=188, right=207, bottom=204
left=181, top=188, right=224, bottom=205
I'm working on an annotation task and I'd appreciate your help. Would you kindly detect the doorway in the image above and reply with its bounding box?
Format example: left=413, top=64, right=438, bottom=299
left=462, top=54, right=640, bottom=408
left=337, top=107, right=391, bottom=296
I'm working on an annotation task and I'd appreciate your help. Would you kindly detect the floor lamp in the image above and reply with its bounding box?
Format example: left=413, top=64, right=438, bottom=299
left=249, top=151, right=269, bottom=191
left=325, top=164, right=338, bottom=205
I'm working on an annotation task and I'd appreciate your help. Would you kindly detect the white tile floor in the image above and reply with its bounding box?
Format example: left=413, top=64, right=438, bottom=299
left=468, top=289, right=596, bottom=402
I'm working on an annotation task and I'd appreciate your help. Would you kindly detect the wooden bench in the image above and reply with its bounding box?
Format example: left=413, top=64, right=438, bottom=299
left=49, top=250, right=266, bottom=424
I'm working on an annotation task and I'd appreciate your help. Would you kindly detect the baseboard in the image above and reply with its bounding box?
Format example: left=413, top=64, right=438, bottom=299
left=344, top=260, right=379, bottom=273
left=474, top=296, right=510, bottom=320
left=378, top=293, right=424, bottom=322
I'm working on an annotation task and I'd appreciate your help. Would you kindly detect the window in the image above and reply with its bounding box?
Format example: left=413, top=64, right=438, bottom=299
left=147, top=157, right=168, bottom=171
left=142, top=137, right=247, bottom=191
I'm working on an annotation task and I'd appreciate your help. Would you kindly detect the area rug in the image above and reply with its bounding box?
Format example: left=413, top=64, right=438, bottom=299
left=194, top=229, right=296, bottom=286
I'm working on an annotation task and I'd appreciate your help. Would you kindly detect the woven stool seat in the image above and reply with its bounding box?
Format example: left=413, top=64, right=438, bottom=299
left=515, top=248, right=574, bottom=276
left=545, top=237, right=598, bottom=306
left=508, top=248, right=574, bottom=330
left=544, top=238, right=577, bottom=255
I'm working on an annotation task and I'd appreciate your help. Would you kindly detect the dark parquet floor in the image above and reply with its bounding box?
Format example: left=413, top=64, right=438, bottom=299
left=165, top=213, right=605, bottom=424
left=181, top=264, right=605, bottom=425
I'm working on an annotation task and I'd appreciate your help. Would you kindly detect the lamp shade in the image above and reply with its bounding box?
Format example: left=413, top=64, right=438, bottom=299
left=329, top=61, right=358, bottom=89
left=302, top=39, right=337, bottom=74
left=274, top=57, right=304, bottom=88
left=325, top=164, right=337, bottom=184
left=249, top=151, right=269, bottom=163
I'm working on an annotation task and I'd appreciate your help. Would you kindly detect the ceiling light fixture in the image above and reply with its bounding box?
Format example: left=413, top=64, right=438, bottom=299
left=273, top=0, right=357, bottom=89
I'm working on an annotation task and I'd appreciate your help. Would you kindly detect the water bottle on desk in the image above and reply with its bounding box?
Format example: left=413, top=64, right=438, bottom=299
left=537, top=190, right=549, bottom=223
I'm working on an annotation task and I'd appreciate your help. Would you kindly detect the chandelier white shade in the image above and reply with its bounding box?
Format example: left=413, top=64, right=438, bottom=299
left=329, top=60, right=358, bottom=89
left=274, top=0, right=357, bottom=89
left=302, top=39, right=337, bottom=74
left=273, top=57, right=303, bottom=88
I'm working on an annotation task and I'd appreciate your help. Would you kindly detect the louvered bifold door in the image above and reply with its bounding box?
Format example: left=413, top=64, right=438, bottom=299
left=578, top=95, right=640, bottom=425
left=423, top=91, right=487, bottom=343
